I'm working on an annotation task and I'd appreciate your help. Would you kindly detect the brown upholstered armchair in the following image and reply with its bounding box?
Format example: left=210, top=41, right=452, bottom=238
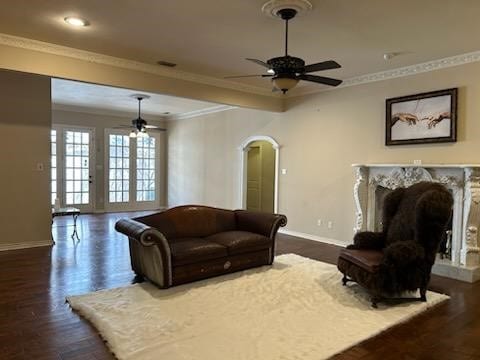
left=115, top=205, right=287, bottom=288
left=338, top=182, right=453, bottom=307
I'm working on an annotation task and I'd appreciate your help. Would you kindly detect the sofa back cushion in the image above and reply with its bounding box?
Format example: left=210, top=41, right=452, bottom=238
left=136, top=205, right=236, bottom=239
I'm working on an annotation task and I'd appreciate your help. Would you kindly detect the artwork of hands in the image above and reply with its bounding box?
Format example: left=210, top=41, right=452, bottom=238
left=392, top=111, right=451, bottom=129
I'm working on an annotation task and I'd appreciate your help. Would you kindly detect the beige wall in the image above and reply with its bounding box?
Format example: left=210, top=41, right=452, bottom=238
left=0, top=43, right=282, bottom=112
left=52, top=109, right=167, bottom=211
left=167, top=62, right=480, bottom=244
left=0, top=70, right=52, bottom=250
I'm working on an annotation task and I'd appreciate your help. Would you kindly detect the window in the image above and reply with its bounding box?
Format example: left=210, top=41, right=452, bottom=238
left=108, top=134, right=130, bottom=203
left=136, top=137, right=156, bottom=201
left=51, top=130, right=57, bottom=205
left=65, top=131, right=90, bottom=205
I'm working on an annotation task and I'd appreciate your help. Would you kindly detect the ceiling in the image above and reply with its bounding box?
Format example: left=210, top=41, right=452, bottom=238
left=1, top=0, right=480, bottom=94
left=51, top=79, right=221, bottom=118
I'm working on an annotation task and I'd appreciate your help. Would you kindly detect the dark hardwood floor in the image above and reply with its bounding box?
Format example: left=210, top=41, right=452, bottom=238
left=0, top=211, right=479, bottom=359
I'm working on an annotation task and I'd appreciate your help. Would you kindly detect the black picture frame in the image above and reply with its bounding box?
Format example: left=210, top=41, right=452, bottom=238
left=385, top=88, right=457, bottom=146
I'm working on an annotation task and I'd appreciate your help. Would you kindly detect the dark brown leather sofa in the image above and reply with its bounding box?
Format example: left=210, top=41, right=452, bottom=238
left=115, top=205, right=287, bottom=288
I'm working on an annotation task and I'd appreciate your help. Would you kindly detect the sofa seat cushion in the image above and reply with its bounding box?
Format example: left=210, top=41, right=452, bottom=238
left=206, top=231, right=271, bottom=255
left=170, top=238, right=228, bottom=266
left=338, top=249, right=383, bottom=274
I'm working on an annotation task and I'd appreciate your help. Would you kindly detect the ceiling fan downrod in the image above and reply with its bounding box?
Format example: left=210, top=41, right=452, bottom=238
left=277, top=8, right=297, bottom=57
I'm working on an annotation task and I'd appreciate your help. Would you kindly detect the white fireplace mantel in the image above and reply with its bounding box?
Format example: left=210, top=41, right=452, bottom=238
left=352, top=163, right=480, bottom=283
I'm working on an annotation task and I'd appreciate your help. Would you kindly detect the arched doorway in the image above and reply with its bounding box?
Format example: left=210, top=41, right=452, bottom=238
left=239, top=136, right=280, bottom=213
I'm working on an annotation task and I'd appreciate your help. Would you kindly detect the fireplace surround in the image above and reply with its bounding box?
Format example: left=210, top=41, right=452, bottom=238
left=353, top=164, right=480, bottom=282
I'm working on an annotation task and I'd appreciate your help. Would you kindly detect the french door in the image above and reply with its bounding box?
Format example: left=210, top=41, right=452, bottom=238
left=51, top=126, right=95, bottom=212
left=105, top=129, right=160, bottom=211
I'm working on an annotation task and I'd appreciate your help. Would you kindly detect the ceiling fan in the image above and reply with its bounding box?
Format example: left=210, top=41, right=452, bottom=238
left=225, top=8, right=342, bottom=94
left=115, top=95, right=167, bottom=138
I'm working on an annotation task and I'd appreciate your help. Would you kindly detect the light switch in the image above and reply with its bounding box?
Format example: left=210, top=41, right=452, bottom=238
left=281, top=168, right=287, bottom=175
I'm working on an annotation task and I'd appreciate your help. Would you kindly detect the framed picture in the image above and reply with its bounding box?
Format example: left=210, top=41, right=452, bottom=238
left=385, top=88, right=457, bottom=145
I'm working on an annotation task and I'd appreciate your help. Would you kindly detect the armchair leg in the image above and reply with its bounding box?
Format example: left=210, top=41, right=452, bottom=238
left=420, top=287, right=427, bottom=302
left=133, top=273, right=145, bottom=283
left=342, top=274, right=348, bottom=286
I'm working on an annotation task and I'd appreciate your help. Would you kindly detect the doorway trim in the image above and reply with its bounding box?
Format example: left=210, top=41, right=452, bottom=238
left=239, top=135, right=280, bottom=213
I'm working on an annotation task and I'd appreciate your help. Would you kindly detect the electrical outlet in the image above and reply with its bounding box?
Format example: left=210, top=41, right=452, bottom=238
left=317, top=219, right=322, bottom=227
left=281, top=168, right=287, bottom=175
left=327, top=221, right=333, bottom=229
left=413, top=160, right=422, bottom=165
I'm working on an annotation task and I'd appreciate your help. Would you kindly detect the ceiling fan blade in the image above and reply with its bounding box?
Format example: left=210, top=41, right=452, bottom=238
left=113, top=125, right=133, bottom=129
left=145, top=125, right=167, bottom=130
left=297, top=74, right=343, bottom=87
left=146, top=128, right=167, bottom=132
left=224, top=74, right=273, bottom=79
left=303, top=60, right=341, bottom=73
left=246, top=58, right=270, bottom=68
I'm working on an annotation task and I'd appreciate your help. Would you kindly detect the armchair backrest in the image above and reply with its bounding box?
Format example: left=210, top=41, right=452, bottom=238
left=135, top=205, right=236, bottom=239
left=382, top=182, right=453, bottom=263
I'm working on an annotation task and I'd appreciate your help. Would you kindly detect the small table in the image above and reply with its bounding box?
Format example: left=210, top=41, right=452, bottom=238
left=52, top=207, right=81, bottom=241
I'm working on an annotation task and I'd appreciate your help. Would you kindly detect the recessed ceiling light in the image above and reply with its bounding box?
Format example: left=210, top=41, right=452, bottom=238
left=64, top=17, right=90, bottom=27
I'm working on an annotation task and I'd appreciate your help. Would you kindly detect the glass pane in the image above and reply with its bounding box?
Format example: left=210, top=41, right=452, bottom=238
left=66, top=131, right=74, bottom=143
left=66, top=181, right=73, bottom=192
left=82, top=133, right=89, bottom=144
left=66, top=193, right=73, bottom=204
left=66, top=144, right=73, bottom=155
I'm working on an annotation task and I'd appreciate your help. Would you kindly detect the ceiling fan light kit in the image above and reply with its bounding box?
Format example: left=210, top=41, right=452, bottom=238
left=226, top=0, right=342, bottom=94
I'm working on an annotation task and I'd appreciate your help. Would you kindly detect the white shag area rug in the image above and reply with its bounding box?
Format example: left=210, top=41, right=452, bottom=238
left=67, top=254, right=448, bottom=360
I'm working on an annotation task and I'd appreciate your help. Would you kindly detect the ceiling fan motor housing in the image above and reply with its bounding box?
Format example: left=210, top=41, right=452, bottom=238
left=132, top=117, right=147, bottom=131
left=268, top=56, right=305, bottom=75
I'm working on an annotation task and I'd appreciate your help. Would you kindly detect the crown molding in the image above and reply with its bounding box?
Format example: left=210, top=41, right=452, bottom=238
left=3, top=33, right=480, bottom=100
left=0, top=33, right=276, bottom=97
left=169, top=105, right=237, bottom=120
left=52, top=103, right=167, bottom=121
left=290, top=49, right=480, bottom=97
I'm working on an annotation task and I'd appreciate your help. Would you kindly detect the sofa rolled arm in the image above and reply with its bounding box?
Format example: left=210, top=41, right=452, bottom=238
left=115, top=218, right=170, bottom=252
left=234, top=210, right=287, bottom=239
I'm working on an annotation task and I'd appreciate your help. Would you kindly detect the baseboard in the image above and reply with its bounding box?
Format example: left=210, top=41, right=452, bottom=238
left=0, top=239, right=54, bottom=252
left=279, top=229, right=347, bottom=247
